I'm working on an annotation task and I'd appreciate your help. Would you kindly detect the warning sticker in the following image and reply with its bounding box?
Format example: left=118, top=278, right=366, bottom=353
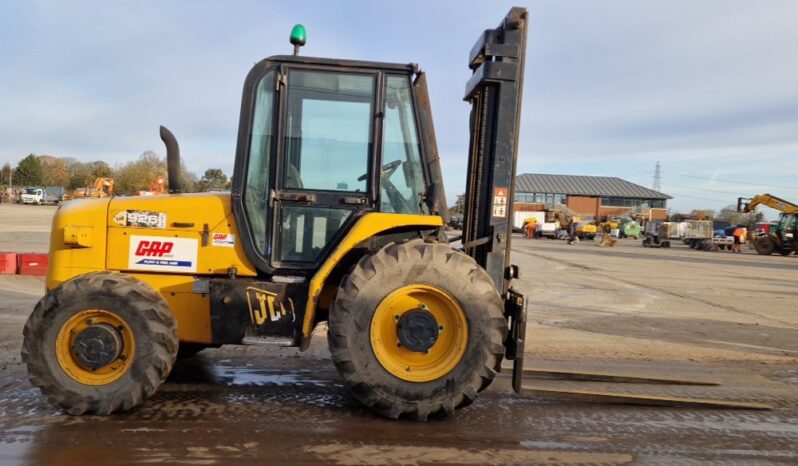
left=128, top=235, right=198, bottom=273
left=492, top=187, right=508, bottom=217
left=212, top=233, right=235, bottom=248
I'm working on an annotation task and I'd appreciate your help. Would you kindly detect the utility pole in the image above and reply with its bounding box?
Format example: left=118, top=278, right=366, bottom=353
left=653, top=161, right=661, bottom=192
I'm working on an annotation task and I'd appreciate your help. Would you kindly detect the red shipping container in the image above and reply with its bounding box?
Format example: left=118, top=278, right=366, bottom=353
left=17, top=253, right=49, bottom=276
left=0, top=252, right=17, bottom=274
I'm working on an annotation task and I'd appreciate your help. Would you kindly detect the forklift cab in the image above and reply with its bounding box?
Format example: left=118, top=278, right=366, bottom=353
left=775, top=213, right=796, bottom=245
left=230, top=57, right=445, bottom=275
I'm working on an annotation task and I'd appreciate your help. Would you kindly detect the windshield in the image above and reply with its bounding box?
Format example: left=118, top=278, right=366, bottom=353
left=25, top=188, right=39, bottom=194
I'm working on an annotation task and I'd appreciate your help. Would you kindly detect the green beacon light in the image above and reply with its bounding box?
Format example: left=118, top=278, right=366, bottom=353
left=290, top=24, right=307, bottom=56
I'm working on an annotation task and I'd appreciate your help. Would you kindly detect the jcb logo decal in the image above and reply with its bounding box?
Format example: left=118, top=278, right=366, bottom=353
left=245, top=287, right=295, bottom=326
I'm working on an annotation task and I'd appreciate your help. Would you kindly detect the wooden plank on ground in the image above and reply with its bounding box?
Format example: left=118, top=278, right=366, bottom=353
left=508, top=366, right=720, bottom=386
left=520, top=385, right=772, bottom=410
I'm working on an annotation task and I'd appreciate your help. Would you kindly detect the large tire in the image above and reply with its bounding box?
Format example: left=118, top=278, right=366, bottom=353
left=328, top=240, right=506, bottom=421
left=778, top=249, right=793, bottom=256
left=754, top=237, right=775, bottom=255
left=22, top=272, right=178, bottom=415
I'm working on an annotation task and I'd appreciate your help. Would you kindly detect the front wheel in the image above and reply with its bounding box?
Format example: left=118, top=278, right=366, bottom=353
left=329, top=240, right=506, bottom=420
left=22, top=272, right=178, bottom=415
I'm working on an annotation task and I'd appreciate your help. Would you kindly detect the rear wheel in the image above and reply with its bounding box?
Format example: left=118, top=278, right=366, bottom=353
left=754, top=237, right=775, bottom=255
left=329, top=239, right=506, bottom=420
left=22, top=272, right=178, bottom=415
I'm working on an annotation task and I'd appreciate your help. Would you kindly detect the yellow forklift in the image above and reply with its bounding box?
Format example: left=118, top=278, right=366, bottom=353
left=22, top=8, right=530, bottom=420
left=23, top=8, right=768, bottom=420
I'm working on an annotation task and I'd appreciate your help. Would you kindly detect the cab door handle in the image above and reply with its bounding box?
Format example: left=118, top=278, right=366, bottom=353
left=275, top=192, right=317, bottom=203
left=341, top=197, right=367, bottom=206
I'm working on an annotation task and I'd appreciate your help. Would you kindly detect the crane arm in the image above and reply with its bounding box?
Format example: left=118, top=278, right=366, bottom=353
left=737, top=194, right=798, bottom=214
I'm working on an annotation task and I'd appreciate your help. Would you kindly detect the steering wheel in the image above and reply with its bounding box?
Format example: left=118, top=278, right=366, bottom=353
left=357, top=159, right=415, bottom=213
left=357, top=159, right=402, bottom=182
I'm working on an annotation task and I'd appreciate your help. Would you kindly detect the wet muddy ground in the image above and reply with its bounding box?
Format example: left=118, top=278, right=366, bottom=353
left=0, top=208, right=796, bottom=465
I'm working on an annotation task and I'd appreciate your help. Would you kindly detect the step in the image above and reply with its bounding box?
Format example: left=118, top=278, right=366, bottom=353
left=241, top=335, right=295, bottom=346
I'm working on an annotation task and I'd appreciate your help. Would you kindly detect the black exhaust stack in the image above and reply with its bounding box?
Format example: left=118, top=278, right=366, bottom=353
left=159, top=125, right=182, bottom=194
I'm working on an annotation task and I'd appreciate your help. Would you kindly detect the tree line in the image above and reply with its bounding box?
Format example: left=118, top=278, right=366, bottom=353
left=1, top=152, right=230, bottom=196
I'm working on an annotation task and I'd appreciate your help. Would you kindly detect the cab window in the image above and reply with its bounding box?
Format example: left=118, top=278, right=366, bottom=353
left=243, top=71, right=276, bottom=256
left=283, top=70, right=375, bottom=192
left=381, top=75, right=427, bottom=214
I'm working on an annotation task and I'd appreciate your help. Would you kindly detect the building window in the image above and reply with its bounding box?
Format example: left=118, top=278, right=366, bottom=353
left=600, top=197, right=666, bottom=209
left=514, top=192, right=531, bottom=203
left=515, top=192, right=568, bottom=208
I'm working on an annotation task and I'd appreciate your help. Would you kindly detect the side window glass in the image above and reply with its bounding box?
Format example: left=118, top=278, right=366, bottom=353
left=244, top=71, right=276, bottom=256
left=381, top=75, right=427, bottom=214
left=279, top=206, right=353, bottom=263
left=284, top=70, right=375, bottom=192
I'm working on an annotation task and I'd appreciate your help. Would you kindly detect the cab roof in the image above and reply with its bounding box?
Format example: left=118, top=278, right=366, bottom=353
left=262, top=55, right=418, bottom=73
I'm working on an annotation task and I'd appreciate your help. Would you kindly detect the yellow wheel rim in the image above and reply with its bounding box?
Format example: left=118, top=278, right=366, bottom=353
left=370, top=285, right=468, bottom=383
left=55, top=309, right=135, bottom=386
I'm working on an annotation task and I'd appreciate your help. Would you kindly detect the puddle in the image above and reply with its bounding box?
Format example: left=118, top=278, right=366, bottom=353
left=207, top=364, right=329, bottom=387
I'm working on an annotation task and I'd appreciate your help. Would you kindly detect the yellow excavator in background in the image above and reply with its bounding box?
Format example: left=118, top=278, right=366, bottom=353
left=738, top=194, right=798, bottom=256
left=72, top=177, right=115, bottom=199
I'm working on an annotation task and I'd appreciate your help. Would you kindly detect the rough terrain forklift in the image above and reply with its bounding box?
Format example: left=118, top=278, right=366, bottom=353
left=22, top=8, right=530, bottom=420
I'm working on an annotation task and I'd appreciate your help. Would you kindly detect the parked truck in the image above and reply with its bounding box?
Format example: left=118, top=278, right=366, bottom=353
left=684, top=220, right=713, bottom=249
left=19, top=187, right=44, bottom=205
left=43, top=186, right=65, bottom=205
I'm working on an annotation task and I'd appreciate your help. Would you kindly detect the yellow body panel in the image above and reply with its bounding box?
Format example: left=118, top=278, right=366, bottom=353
left=106, top=193, right=257, bottom=277
left=302, top=212, right=443, bottom=337
left=47, top=198, right=112, bottom=290
left=129, top=273, right=212, bottom=343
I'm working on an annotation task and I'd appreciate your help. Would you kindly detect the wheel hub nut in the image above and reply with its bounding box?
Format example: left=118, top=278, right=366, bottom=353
left=72, top=324, right=123, bottom=370
left=396, top=309, right=439, bottom=353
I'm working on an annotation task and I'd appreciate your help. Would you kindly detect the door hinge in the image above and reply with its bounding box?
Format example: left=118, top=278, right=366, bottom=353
left=276, top=70, right=287, bottom=91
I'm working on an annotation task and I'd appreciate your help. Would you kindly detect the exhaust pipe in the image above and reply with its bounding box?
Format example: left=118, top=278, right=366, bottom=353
left=159, top=125, right=182, bottom=194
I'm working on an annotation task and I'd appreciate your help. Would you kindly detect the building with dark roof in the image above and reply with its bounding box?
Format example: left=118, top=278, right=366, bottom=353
left=514, top=173, right=671, bottom=220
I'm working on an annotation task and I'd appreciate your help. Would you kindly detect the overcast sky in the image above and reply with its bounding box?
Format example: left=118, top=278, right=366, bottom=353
left=2, top=1, right=797, bottom=217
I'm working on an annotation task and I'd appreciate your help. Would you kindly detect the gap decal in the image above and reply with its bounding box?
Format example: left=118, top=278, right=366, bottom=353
left=128, top=235, right=198, bottom=273
left=211, top=233, right=235, bottom=248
